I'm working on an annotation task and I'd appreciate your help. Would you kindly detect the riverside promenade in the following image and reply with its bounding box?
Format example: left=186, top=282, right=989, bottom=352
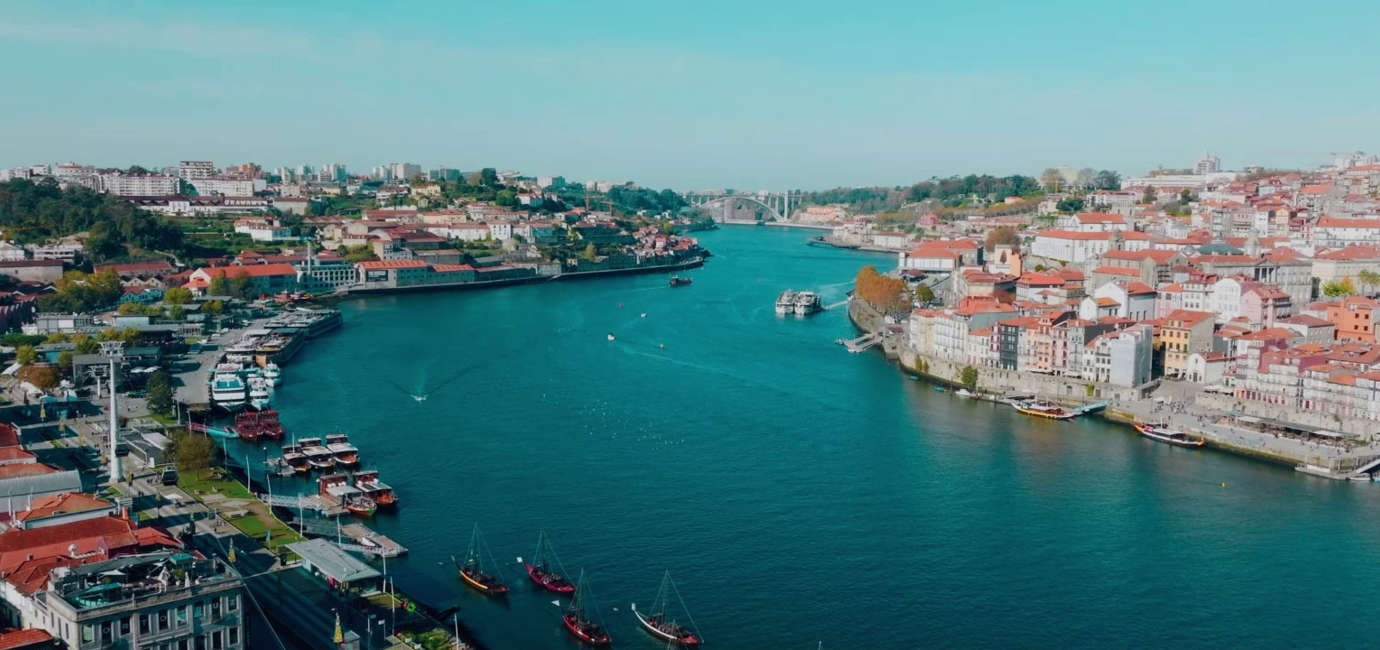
left=847, top=298, right=1380, bottom=477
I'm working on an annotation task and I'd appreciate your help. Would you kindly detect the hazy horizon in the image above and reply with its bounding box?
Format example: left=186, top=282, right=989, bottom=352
left=2, top=1, right=1375, bottom=189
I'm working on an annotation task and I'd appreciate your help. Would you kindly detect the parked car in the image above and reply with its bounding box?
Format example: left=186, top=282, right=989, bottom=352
left=160, top=467, right=179, bottom=486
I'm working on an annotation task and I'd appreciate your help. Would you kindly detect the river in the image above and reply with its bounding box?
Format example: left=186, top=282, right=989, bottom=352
left=268, top=226, right=1380, bottom=648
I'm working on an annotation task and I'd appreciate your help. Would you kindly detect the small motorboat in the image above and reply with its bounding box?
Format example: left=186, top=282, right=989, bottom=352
left=956, top=388, right=974, bottom=399
left=669, top=275, right=692, bottom=288
left=607, top=333, right=615, bottom=342
left=1134, top=421, right=1206, bottom=448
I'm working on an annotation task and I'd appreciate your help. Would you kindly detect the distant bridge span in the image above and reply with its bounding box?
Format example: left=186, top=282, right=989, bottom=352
left=686, top=190, right=797, bottom=223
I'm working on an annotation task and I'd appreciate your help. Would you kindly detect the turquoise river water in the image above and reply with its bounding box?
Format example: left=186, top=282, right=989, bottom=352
left=265, top=227, right=1380, bottom=648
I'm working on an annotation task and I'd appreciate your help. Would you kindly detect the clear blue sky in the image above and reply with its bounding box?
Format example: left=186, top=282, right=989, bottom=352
left=1, top=1, right=1375, bottom=190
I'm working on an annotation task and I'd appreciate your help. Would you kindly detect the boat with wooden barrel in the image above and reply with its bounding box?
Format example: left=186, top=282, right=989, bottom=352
left=1133, top=421, right=1205, bottom=448
left=524, top=531, right=575, bottom=595
left=353, top=470, right=396, bottom=508
left=631, top=571, right=702, bottom=647
left=1012, top=399, right=1078, bottom=420
left=563, top=570, right=611, bottom=646
left=456, top=525, right=508, bottom=596
left=257, top=410, right=285, bottom=440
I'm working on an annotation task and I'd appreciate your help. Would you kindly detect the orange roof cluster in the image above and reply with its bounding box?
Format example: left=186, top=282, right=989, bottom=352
left=15, top=492, right=112, bottom=524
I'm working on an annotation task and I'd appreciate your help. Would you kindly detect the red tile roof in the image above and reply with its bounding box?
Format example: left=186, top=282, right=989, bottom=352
left=197, top=263, right=298, bottom=278
left=15, top=493, right=113, bottom=524
left=0, top=628, right=52, bottom=649
left=357, top=259, right=429, bottom=270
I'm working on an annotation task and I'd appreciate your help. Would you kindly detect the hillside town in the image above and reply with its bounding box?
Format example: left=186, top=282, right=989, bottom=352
left=843, top=152, right=1380, bottom=477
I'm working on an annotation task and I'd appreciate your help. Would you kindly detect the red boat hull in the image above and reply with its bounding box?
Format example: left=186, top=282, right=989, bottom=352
left=563, top=614, right=611, bottom=646
left=525, top=563, right=576, bottom=594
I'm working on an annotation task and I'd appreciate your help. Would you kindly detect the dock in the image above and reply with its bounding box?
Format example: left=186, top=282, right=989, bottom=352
left=292, top=519, right=408, bottom=557
left=261, top=493, right=346, bottom=517
left=1073, top=401, right=1108, bottom=416
left=838, top=332, right=883, bottom=353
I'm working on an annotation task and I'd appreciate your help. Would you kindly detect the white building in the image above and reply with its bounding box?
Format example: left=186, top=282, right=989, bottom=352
left=391, top=163, right=422, bottom=181
left=190, top=177, right=262, bottom=197
left=98, top=174, right=179, bottom=196
left=1195, top=153, right=1221, bottom=175
left=178, top=160, right=216, bottom=179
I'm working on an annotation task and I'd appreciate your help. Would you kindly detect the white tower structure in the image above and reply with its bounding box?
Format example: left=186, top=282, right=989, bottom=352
left=100, top=341, right=124, bottom=483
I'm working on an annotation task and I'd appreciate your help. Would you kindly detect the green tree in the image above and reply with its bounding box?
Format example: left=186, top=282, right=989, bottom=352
left=73, top=334, right=99, bottom=355
left=1323, top=278, right=1357, bottom=297
left=208, top=276, right=230, bottom=296
left=1141, top=186, right=1157, bottom=204
left=479, top=168, right=499, bottom=187
left=146, top=370, right=174, bottom=415
left=117, top=302, right=145, bottom=315
left=915, top=284, right=935, bottom=304
left=1055, top=197, right=1085, bottom=213
left=959, top=365, right=979, bottom=391
left=167, top=305, right=185, bottom=321
left=163, top=286, right=194, bottom=305
left=230, top=274, right=254, bottom=300
left=495, top=189, right=519, bottom=208
left=1093, top=170, right=1121, bottom=191
left=169, top=431, right=218, bottom=474
left=14, top=345, right=37, bottom=365
left=43, top=332, right=69, bottom=344
left=57, top=350, right=72, bottom=370
left=202, top=299, right=224, bottom=315
left=581, top=243, right=598, bottom=261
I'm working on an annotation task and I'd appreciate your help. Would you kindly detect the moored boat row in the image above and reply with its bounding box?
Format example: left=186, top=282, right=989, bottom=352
left=455, top=526, right=703, bottom=646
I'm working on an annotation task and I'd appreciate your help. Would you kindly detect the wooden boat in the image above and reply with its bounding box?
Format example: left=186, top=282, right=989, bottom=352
left=353, top=470, right=397, bottom=508
left=563, top=570, right=611, bottom=646
left=524, top=531, right=575, bottom=595
left=1133, top=421, right=1205, bottom=448
left=456, top=525, right=508, bottom=596
left=632, top=571, right=702, bottom=647
left=1012, top=399, right=1077, bottom=420
left=344, top=495, right=377, bottom=517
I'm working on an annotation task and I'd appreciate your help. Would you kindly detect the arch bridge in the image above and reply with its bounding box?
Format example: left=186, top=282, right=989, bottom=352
left=686, top=190, right=797, bottom=223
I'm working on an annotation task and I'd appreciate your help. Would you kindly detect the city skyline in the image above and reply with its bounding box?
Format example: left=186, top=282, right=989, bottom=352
left=1, top=1, right=1377, bottom=189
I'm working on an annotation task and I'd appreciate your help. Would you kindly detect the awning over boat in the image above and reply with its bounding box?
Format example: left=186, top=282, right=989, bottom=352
left=287, top=538, right=381, bottom=584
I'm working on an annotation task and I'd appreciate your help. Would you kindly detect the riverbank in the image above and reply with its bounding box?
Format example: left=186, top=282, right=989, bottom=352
left=846, top=297, right=1380, bottom=477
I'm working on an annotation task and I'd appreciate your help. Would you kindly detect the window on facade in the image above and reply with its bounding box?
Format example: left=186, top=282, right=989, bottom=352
left=194, top=602, right=204, bottom=620
left=101, top=621, right=112, bottom=642
left=212, top=630, right=222, bottom=650
left=228, top=628, right=239, bottom=646
left=195, top=635, right=206, bottom=650
left=177, top=606, right=188, bottom=626
left=82, top=624, right=94, bottom=643
left=211, top=599, right=220, bottom=619
left=226, top=595, right=237, bottom=612
left=122, top=617, right=131, bottom=636
left=158, top=609, right=169, bottom=630
left=139, top=614, right=150, bottom=635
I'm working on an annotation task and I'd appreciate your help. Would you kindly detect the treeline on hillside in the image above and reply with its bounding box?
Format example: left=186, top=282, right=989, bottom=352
left=803, top=174, right=1043, bottom=212
left=549, top=182, right=688, bottom=216
left=0, top=178, right=183, bottom=260
left=855, top=265, right=910, bottom=315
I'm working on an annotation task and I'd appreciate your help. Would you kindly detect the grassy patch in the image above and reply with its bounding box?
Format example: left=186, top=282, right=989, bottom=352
left=228, top=514, right=267, bottom=538
left=178, top=470, right=253, bottom=499
left=149, top=412, right=178, bottom=426
left=403, top=629, right=454, bottom=650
